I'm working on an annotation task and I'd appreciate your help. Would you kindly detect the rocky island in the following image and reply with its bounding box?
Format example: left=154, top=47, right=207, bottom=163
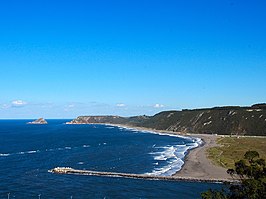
left=27, top=118, right=48, bottom=124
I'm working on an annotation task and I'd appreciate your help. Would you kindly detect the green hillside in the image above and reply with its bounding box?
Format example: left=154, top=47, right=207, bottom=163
left=68, top=104, right=266, bottom=136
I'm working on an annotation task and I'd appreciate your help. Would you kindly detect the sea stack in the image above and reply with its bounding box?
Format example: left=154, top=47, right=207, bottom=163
left=27, top=118, right=48, bottom=124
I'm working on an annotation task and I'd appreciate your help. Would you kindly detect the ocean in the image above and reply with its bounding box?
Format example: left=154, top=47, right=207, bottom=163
left=0, top=120, right=222, bottom=198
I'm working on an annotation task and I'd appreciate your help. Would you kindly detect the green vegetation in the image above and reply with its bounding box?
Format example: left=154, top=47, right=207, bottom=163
left=201, top=151, right=266, bottom=199
left=136, top=105, right=266, bottom=136
left=70, top=104, right=266, bottom=136
left=207, top=137, right=266, bottom=168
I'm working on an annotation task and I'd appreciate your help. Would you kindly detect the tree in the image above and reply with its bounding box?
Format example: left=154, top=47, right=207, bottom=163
left=201, top=151, right=266, bottom=199
left=244, top=151, right=259, bottom=163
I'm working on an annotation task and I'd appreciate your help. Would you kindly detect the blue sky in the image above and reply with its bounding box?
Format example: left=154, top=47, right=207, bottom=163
left=0, top=0, right=266, bottom=118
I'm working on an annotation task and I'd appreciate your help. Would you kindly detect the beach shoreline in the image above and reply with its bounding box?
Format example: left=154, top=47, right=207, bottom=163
left=173, top=134, right=231, bottom=180
left=66, top=122, right=232, bottom=181
left=113, top=124, right=232, bottom=180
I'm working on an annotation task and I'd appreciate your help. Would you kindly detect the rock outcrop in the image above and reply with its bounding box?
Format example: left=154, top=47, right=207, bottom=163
left=27, top=118, right=48, bottom=124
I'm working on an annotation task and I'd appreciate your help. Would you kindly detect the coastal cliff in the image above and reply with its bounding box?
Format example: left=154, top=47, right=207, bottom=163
left=66, top=116, right=128, bottom=124
left=27, top=118, right=48, bottom=124
left=67, top=104, right=266, bottom=136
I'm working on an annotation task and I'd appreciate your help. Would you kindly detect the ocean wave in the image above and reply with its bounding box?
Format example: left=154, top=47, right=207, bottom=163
left=1, top=150, right=40, bottom=157
left=146, top=139, right=202, bottom=176
left=1, top=144, right=93, bottom=158
left=46, top=149, right=54, bottom=152
left=104, top=124, right=202, bottom=177
left=26, top=150, right=39, bottom=154
left=107, top=124, right=201, bottom=144
left=0, top=153, right=10, bottom=157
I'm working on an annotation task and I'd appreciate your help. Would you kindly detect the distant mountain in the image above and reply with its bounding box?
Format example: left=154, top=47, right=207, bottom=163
left=67, top=104, right=266, bottom=136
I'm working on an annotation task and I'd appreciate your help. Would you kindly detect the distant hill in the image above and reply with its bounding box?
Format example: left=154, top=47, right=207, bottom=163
left=67, top=104, right=266, bottom=136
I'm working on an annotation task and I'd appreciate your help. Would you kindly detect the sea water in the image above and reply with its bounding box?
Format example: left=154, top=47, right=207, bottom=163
left=0, top=120, right=222, bottom=198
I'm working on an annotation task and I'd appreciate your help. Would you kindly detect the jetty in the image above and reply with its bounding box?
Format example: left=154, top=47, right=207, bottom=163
left=49, top=167, right=237, bottom=183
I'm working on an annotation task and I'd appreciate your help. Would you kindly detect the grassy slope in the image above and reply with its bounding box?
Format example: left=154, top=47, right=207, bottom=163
left=72, top=104, right=266, bottom=136
left=133, top=108, right=266, bottom=136
left=207, top=137, right=266, bottom=169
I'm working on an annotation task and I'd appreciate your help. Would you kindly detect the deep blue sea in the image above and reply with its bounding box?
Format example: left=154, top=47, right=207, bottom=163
left=0, top=120, right=222, bottom=198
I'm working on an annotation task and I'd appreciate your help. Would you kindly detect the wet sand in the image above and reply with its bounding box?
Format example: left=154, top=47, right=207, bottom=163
left=174, top=134, right=231, bottom=180
left=108, top=124, right=232, bottom=180
left=66, top=122, right=232, bottom=181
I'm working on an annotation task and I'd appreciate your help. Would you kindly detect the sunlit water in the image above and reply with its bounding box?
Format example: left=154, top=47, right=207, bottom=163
left=0, top=120, right=222, bottom=198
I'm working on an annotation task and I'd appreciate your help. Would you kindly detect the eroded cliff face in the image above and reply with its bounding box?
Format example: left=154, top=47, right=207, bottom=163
left=147, top=108, right=266, bottom=136
left=67, top=104, right=266, bottom=136
left=66, top=116, right=128, bottom=124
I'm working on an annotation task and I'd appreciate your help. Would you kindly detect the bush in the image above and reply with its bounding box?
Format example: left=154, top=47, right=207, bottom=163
left=201, top=151, right=266, bottom=199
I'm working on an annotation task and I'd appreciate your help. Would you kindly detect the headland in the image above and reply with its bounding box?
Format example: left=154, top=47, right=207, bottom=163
left=62, top=104, right=266, bottom=182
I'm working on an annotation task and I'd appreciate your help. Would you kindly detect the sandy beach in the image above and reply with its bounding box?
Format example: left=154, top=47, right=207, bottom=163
left=67, top=122, right=232, bottom=181
left=117, top=125, right=232, bottom=181
left=132, top=127, right=232, bottom=180
left=173, top=134, right=231, bottom=180
left=76, top=123, right=232, bottom=181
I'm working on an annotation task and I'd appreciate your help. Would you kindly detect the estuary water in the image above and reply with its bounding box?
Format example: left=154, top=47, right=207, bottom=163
left=0, top=120, right=222, bottom=198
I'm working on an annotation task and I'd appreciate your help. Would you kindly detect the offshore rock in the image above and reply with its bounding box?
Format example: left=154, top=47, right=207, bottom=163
left=27, top=118, right=48, bottom=124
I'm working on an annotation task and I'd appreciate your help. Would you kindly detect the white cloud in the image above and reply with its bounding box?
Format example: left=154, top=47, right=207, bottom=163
left=154, top=104, right=165, bottom=108
left=11, top=100, right=27, bottom=107
left=116, top=103, right=126, bottom=107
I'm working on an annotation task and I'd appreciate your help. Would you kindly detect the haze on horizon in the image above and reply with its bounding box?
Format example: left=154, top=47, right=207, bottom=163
left=0, top=0, right=266, bottom=119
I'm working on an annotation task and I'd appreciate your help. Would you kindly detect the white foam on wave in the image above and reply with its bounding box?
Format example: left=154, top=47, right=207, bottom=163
left=46, top=149, right=54, bottom=152
left=0, top=153, right=10, bottom=157
left=1, top=143, right=95, bottom=158
left=154, top=156, right=168, bottom=161
left=112, top=124, right=200, bottom=143
left=106, top=125, right=138, bottom=132
left=26, top=150, right=39, bottom=154
left=146, top=139, right=202, bottom=176
left=104, top=124, right=202, bottom=177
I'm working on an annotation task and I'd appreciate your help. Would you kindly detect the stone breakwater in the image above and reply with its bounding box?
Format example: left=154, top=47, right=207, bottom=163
left=49, top=167, right=238, bottom=183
